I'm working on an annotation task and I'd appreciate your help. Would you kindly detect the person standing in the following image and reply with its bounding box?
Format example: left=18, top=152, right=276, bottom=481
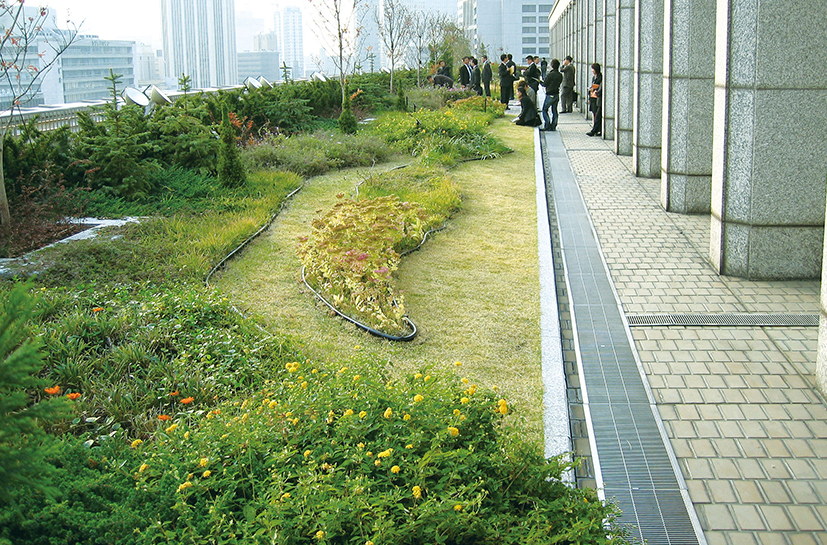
left=470, top=57, right=482, bottom=95
left=587, top=62, right=603, bottom=136
left=436, top=60, right=449, bottom=76
left=481, top=55, right=492, bottom=97
left=540, top=57, right=548, bottom=78
left=540, top=58, right=563, bottom=131
left=560, top=56, right=575, bottom=113
left=458, top=56, right=471, bottom=88
left=498, top=54, right=513, bottom=104
left=524, top=55, right=541, bottom=94
left=506, top=53, right=517, bottom=99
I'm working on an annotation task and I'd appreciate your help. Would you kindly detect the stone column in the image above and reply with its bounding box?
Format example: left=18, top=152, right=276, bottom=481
left=819, top=219, right=827, bottom=397
left=613, top=0, right=634, bottom=155
left=710, top=0, right=827, bottom=279
left=632, top=0, right=663, bottom=177
left=661, top=0, right=716, bottom=213
left=602, top=0, right=616, bottom=141
left=578, top=0, right=588, bottom=114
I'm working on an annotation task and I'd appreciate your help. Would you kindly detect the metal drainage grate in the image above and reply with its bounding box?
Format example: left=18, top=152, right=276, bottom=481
left=626, top=313, right=818, bottom=327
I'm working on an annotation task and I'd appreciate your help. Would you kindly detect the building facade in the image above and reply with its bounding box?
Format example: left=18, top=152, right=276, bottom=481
left=237, top=51, right=281, bottom=83
left=458, top=0, right=553, bottom=59
left=276, top=6, right=304, bottom=79
left=161, top=0, right=238, bottom=88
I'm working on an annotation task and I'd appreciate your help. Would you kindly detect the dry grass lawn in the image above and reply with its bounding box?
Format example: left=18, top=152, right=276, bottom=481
left=214, top=118, right=545, bottom=446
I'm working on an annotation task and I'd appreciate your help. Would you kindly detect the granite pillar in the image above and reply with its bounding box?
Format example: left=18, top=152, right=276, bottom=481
left=602, top=0, right=616, bottom=141
left=614, top=0, right=634, bottom=155
left=632, top=0, right=663, bottom=177
left=710, top=0, right=827, bottom=279
left=819, top=221, right=827, bottom=396
left=660, top=0, right=716, bottom=213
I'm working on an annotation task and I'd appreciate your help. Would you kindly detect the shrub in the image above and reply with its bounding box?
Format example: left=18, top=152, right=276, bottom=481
left=450, top=95, right=507, bottom=117
left=218, top=110, right=247, bottom=188
left=130, top=362, right=628, bottom=544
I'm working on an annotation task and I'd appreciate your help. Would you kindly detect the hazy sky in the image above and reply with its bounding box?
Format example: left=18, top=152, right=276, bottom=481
left=44, top=0, right=317, bottom=50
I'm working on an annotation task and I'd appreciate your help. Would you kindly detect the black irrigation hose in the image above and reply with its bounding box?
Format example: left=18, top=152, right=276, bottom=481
left=301, top=265, right=417, bottom=342
left=205, top=183, right=304, bottom=287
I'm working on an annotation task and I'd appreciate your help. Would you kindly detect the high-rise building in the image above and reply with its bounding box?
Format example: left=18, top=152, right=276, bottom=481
left=276, top=6, right=304, bottom=79
left=58, top=37, right=136, bottom=102
left=161, top=0, right=238, bottom=88
left=458, top=0, right=552, bottom=59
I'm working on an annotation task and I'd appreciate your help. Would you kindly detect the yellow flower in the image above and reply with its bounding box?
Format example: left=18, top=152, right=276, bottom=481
left=454, top=504, right=463, bottom=512
left=461, top=397, right=469, bottom=404
left=130, top=439, right=143, bottom=448
left=413, top=394, right=424, bottom=403
left=139, top=463, right=149, bottom=473
left=338, top=366, right=348, bottom=374
left=353, top=345, right=361, bottom=350
left=301, top=381, right=308, bottom=389
left=424, top=375, right=431, bottom=382
left=383, top=407, right=393, bottom=419
left=177, top=482, right=193, bottom=493
left=359, top=411, right=368, bottom=419
left=366, top=451, right=373, bottom=457
left=281, top=492, right=291, bottom=500
left=405, top=444, right=414, bottom=449
left=403, top=413, right=411, bottom=421
left=412, top=485, right=422, bottom=499
left=344, top=409, right=354, bottom=417
left=448, top=426, right=459, bottom=437
left=315, top=530, right=325, bottom=540
left=366, top=541, right=374, bottom=545
left=453, top=409, right=461, bottom=416
left=202, top=470, right=211, bottom=478
left=353, top=375, right=361, bottom=381
left=414, top=373, right=423, bottom=379
left=327, top=410, right=336, bottom=423
left=269, top=400, right=278, bottom=409
left=292, top=418, right=299, bottom=425
left=498, top=399, right=508, bottom=414
left=391, top=465, right=401, bottom=474
left=304, top=450, right=312, bottom=458
left=461, top=377, right=469, bottom=384
left=357, top=442, right=365, bottom=449
left=285, top=362, right=300, bottom=373
left=465, top=385, right=477, bottom=396
left=374, top=459, right=382, bottom=466
left=199, top=457, right=209, bottom=467
left=454, top=361, right=462, bottom=367
left=184, top=431, right=190, bottom=440
left=378, top=448, right=393, bottom=458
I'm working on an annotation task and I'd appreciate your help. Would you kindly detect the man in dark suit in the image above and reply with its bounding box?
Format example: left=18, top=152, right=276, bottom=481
left=560, top=55, right=576, bottom=113
left=481, top=55, right=492, bottom=97
left=498, top=54, right=513, bottom=104
left=470, top=58, right=482, bottom=95
left=458, top=57, right=471, bottom=88
left=524, top=55, right=541, bottom=93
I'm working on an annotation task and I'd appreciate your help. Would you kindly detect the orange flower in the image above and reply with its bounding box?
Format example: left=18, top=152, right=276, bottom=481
left=66, top=392, right=81, bottom=400
left=44, top=385, right=61, bottom=395
left=180, top=397, right=194, bottom=404
left=170, top=390, right=179, bottom=396
left=158, top=414, right=171, bottom=421
left=92, top=307, right=104, bottom=312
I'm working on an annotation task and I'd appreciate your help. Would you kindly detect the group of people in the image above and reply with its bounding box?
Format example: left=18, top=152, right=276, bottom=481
left=512, top=55, right=603, bottom=137
left=427, top=56, right=493, bottom=97
left=426, top=53, right=603, bottom=137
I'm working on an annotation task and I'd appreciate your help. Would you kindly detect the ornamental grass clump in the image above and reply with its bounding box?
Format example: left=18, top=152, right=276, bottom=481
left=297, top=195, right=430, bottom=335
left=130, top=362, right=629, bottom=544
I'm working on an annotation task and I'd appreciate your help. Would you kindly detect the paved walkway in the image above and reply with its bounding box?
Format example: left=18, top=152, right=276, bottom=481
left=535, top=107, right=827, bottom=545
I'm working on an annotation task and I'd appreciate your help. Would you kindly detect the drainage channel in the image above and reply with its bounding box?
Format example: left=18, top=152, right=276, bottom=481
left=539, top=132, right=706, bottom=545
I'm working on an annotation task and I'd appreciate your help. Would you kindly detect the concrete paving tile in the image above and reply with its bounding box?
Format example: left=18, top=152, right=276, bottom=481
left=786, top=506, right=824, bottom=531
left=713, top=438, right=743, bottom=457
left=680, top=389, right=705, bottom=403
left=701, top=389, right=726, bottom=403
left=707, top=480, right=738, bottom=503
left=670, top=438, right=694, bottom=458
left=764, top=421, right=792, bottom=439
left=729, top=532, right=760, bottom=545
left=786, top=458, right=819, bottom=478
left=710, top=458, right=740, bottom=479
left=698, top=404, right=723, bottom=420
left=811, top=459, right=827, bottom=479
left=704, top=531, right=730, bottom=545
left=752, top=532, right=788, bottom=545
left=733, top=480, right=764, bottom=503
left=736, top=438, right=766, bottom=457
left=691, top=438, right=718, bottom=457
left=762, top=439, right=792, bottom=457
left=732, top=504, right=767, bottom=530
left=699, top=504, right=737, bottom=530
left=671, top=420, right=697, bottom=438
left=717, top=421, right=746, bottom=438
left=683, top=458, right=714, bottom=479
left=695, top=420, right=722, bottom=438
left=758, top=505, right=795, bottom=531
left=759, top=459, right=793, bottom=479
left=785, top=480, right=819, bottom=503
left=783, top=421, right=816, bottom=440
left=687, top=479, right=710, bottom=503
left=787, top=535, right=821, bottom=545
left=720, top=404, right=747, bottom=420
left=740, top=421, right=769, bottom=439
left=758, top=481, right=793, bottom=504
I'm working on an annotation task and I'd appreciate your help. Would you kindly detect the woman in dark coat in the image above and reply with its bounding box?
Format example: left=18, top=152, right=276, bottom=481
left=587, top=62, right=603, bottom=136
left=515, top=86, right=541, bottom=127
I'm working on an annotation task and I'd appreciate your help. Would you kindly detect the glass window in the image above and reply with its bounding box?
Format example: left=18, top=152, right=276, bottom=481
left=538, top=36, right=549, bottom=44
left=539, top=4, right=552, bottom=13
left=523, top=27, right=537, bottom=34
left=522, top=36, right=536, bottom=44
left=522, top=16, right=536, bottom=23
left=539, top=47, right=550, bottom=55
left=523, top=47, right=537, bottom=55
left=522, top=4, right=536, bottom=12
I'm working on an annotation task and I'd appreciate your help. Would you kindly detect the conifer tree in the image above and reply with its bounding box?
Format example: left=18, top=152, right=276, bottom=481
left=0, top=283, right=69, bottom=503
left=218, top=109, right=247, bottom=187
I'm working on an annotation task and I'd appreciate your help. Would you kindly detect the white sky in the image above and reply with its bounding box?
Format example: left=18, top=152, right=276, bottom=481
left=43, top=0, right=322, bottom=52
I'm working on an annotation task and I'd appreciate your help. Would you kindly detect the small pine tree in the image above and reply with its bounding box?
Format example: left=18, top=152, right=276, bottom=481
left=338, top=90, right=358, bottom=135
left=217, top=109, right=247, bottom=188
left=396, top=84, right=407, bottom=112
left=0, top=282, right=70, bottom=503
